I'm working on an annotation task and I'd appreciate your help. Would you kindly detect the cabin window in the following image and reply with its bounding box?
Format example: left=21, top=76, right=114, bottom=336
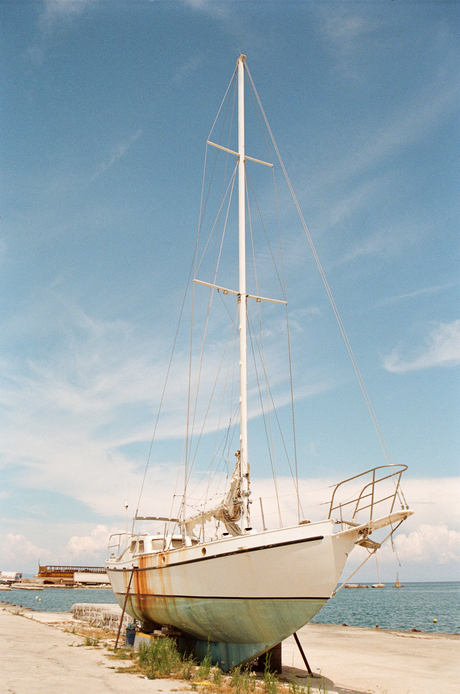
left=138, top=540, right=144, bottom=553
left=130, top=540, right=137, bottom=553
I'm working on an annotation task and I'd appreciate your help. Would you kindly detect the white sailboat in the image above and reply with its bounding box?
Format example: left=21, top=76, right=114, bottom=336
left=372, top=556, right=385, bottom=588
left=106, top=55, right=412, bottom=669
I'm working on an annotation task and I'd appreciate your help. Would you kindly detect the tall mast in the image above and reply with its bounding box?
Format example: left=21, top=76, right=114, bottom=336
left=237, top=54, right=250, bottom=528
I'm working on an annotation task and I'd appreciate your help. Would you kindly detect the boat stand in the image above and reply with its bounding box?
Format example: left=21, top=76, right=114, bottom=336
left=293, top=632, right=313, bottom=676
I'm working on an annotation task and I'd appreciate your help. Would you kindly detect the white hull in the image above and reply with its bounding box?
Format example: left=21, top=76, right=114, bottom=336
left=107, top=519, right=357, bottom=643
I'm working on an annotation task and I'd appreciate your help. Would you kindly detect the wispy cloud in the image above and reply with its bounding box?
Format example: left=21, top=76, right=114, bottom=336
left=172, top=56, right=203, bottom=85
left=338, top=220, right=421, bottom=266
left=315, top=7, right=380, bottom=82
left=179, top=0, right=230, bottom=20
left=383, top=319, right=460, bottom=373
left=303, top=9, right=459, bottom=199
left=28, top=0, right=98, bottom=64
left=381, top=281, right=459, bottom=306
left=90, top=129, right=144, bottom=181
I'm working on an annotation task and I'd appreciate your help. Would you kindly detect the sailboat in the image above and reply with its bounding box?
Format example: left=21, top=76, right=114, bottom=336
left=106, top=55, right=412, bottom=669
left=372, top=556, right=385, bottom=588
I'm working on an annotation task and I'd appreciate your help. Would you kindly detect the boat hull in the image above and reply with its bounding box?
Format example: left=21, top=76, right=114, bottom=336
left=107, top=520, right=356, bottom=644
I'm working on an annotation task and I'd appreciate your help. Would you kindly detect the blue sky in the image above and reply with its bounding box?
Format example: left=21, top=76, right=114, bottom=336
left=1, top=1, right=459, bottom=582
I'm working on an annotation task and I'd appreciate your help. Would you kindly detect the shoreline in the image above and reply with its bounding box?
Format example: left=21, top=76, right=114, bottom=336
left=1, top=598, right=458, bottom=637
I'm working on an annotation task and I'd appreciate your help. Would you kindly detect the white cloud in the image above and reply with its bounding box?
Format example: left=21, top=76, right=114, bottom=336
left=3, top=474, right=459, bottom=578
left=339, top=477, right=460, bottom=581
left=392, top=524, right=460, bottom=565
left=68, top=524, right=111, bottom=559
left=0, top=533, right=52, bottom=569
left=383, top=320, right=460, bottom=373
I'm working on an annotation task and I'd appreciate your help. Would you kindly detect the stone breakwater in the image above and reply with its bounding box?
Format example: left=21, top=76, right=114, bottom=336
left=71, top=602, right=131, bottom=630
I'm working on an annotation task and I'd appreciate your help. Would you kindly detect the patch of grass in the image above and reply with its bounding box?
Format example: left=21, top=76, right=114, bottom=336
left=107, top=646, right=133, bottom=660
left=137, top=636, right=183, bottom=679
left=105, top=635, right=312, bottom=694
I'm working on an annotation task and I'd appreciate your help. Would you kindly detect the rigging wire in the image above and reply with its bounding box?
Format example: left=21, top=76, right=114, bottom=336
left=246, top=63, right=394, bottom=469
left=245, top=163, right=303, bottom=520
left=136, top=58, right=402, bottom=538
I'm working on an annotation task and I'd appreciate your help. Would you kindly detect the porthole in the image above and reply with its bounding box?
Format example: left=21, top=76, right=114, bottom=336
left=201, top=547, right=207, bottom=556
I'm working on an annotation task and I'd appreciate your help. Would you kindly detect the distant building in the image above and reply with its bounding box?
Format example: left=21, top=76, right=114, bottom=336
left=0, top=571, right=22, bottom=584
left=36, top=565, right=108, bottom=585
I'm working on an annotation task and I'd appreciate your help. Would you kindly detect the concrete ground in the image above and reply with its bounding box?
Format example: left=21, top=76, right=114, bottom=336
left=0, top=605, right=186, bottom=694
left=283, top=623, right=460, bottom=694
left=1, top=604, right=459, bottom=694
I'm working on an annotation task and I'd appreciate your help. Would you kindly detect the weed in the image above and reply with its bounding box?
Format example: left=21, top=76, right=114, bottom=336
left=198, top=649, right=213, bottom=679
left=231, top=664, right=243, bottom=690
left=213, top=667, right=223, bottom=686
left=240, top=668, right=256, bottom=693
left=288, top=676, right=304, bottom=694
left=263, top=658, right=279, bottom=694
left=180, top=653, right=196, bottom=680
left=318, top=677, right=328, bottom=694
left=85, top=636, right=100, bottom=647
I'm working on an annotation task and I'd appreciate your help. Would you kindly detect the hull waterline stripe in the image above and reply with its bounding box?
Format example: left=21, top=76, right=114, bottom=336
left=114, top=593, right=330, bottom=601
left=107, top=534, right=325, bottom=572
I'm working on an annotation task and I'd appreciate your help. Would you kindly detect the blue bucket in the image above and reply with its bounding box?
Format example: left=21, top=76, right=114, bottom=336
left=125, top=627, right=136, bottom=647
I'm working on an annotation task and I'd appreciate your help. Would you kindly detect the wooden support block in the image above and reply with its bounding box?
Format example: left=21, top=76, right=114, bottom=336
left=254, top=642, right=282, bottom=674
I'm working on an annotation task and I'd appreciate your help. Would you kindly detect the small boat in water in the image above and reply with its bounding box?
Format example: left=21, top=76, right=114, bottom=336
left=372, top=557, right=385, bottom=588
left=106, top=54, right=413, bottom=670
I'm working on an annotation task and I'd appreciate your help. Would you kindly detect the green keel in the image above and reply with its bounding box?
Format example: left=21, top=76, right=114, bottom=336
left=177, top=636, right=277, bottom=672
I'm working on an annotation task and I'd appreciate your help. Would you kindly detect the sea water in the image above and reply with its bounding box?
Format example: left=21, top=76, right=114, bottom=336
left=1, top=582, right=458, bottom=634
left=313, top=581, right=460, bottom=634
left=0, top=587, right=117, bottom=614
